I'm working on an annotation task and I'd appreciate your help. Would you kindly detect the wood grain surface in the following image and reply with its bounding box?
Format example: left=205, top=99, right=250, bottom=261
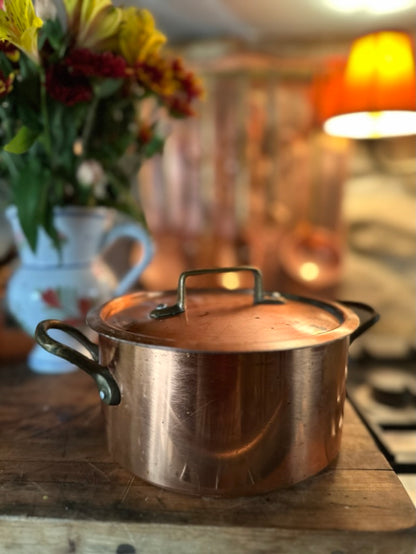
left=0, top=360, right=415, bottom=554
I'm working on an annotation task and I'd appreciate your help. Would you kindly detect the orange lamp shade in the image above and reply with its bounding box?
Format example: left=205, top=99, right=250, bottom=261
left=320, top=32, right=416, bottom=139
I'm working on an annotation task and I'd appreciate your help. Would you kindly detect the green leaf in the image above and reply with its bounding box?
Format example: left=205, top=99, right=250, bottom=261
left=143, top=135, right=165, bottom=158
left=0, top=52, right=13, bottom=76
left=11, top=157, right=52, bottom=251
left=4, top=126, right=40, bottom=154
left=40, top=193, right=61, bottom=252
left=38, top=18, right=66, bottom=55
left=18, top=54, right=39, bottom=81
left=17, top=104, right=42, bottom=132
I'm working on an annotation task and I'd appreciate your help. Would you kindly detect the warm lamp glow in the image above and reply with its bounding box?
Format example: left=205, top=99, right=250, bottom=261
left=321, top=32, right=416, bottom=139
left=326, top=0, right=415, bottom=14
left=324, top=111, right=416, bottom=139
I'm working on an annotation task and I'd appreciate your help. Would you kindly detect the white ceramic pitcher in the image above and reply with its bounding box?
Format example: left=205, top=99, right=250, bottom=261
left=6, top=205, right=153, bottom=373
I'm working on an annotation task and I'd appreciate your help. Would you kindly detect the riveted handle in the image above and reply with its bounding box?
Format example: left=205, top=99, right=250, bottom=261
left=35, top=320, right=121, bottom=405
left=150, top=266, right=283, bottom=319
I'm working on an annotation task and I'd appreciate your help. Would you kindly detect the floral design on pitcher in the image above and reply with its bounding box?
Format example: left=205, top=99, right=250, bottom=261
left=41, top=288, right=61, bottom=308
left=40, top=287, right=93, bottom=325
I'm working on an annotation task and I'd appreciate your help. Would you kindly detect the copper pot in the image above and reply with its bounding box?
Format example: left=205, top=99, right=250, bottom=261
left=35, top=266, right=378, bottom=497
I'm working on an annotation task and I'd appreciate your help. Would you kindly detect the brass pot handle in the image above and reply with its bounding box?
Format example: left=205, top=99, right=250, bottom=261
left=150, top=266, right=283, bottom=319
left=35, top=320, right=121, bottom=405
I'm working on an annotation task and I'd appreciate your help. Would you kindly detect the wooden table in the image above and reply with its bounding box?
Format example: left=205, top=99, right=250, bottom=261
left=0, top=357, right=415, bottom=554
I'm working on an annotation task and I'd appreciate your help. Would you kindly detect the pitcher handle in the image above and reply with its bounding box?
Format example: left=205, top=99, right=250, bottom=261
left=102, top=221, right=154, bottom=296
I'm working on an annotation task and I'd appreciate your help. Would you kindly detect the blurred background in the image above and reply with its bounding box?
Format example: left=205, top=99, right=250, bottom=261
left=115, top=0, right=416, bottom=362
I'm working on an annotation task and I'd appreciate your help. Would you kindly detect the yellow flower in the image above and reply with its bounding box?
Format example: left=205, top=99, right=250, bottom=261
left=0, top=0, right=43, bottom=62
left=63, top=0, right=122, bottom=51
left=118, top=8, right=166, bottom=67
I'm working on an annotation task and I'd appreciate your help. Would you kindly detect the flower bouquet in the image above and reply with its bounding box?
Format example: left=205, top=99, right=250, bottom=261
left=0, top=0, right=202, bottom=250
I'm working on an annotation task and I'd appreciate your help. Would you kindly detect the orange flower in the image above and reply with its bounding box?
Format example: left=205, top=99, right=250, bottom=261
left=0, top=69, right=14, bottom=97
left=136, top=55, right=203, bottom=116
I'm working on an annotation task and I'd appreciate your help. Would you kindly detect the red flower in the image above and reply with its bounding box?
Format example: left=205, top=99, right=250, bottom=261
left=45, top=63, right=92, bottom=106
left=65, top=49, right=127, bottom=79
left=166, top=58, right=203, bottom=116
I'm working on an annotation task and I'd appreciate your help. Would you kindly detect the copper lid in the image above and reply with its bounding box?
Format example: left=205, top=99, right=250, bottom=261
left=87, top=267, right=360, bottom=353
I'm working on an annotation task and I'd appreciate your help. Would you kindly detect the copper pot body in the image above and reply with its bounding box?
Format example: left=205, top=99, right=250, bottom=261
left=35, top=267, right=378, bottom=497
left=99, top=335, right=348, bottom=496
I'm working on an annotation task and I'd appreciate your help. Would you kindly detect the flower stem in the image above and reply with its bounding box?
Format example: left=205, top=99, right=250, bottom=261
left=81, top=96, right=99, bottom=158
left=1, top=151, right=18, bottom=180
left=40, top=69, right=53, bottom=162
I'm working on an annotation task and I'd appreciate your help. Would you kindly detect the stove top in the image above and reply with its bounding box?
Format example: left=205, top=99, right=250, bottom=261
left=347, top=357, right=416, bottom=473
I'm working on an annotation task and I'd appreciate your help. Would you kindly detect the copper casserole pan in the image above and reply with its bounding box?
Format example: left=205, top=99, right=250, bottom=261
left=35, top=266, right=378, bottom=497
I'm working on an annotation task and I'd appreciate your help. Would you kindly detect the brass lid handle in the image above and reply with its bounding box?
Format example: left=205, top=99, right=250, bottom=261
left=150, top=266, right=283, bottom=319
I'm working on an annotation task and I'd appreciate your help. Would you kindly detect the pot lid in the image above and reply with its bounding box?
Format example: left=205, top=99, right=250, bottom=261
left=87, top=267, right=361, bottom=352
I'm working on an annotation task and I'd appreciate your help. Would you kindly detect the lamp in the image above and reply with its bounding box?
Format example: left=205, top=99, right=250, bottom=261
left=321, top=31, right=416, bottom=139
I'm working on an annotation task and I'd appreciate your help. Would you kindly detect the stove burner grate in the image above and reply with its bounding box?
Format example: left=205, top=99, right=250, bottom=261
left=347, top=362, right=416, bottom=473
